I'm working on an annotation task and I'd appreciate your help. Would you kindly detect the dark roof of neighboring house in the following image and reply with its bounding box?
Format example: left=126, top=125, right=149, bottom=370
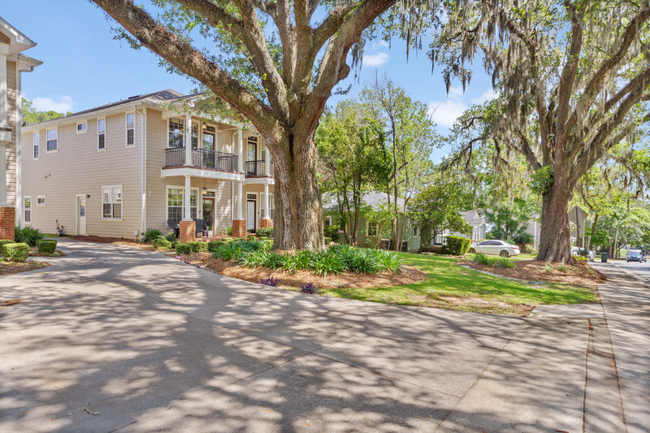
left=460, top=211, right=486, bottom=226
left=323, top=191, right=406, bottom=212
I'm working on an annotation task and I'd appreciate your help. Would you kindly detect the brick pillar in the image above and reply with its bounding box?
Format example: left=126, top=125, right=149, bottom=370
left=179, top=220, right=195, bottom=244
left=232, top=219, right=246, bottom=238
left=260, top=218, right=273, bottom=228
left=0, top=207, right=15, bottom=240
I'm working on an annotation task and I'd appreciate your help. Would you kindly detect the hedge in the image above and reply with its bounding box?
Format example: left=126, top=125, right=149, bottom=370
left=175, top=243, right=192, bottom=255
left=0, top=239, right=15, bottom=254
left=207, top=240, right=224, bottom=252
left=256, top=227, right=273, bottom=238
left=4, top=243, right=29, bottom=262
left=152, top=238, right=173, bottom=250
left=187, top=241, right=208, bottom=252
left=36, top=239, right=57, bottom=254
left=442, top=236, right=472, bottom=255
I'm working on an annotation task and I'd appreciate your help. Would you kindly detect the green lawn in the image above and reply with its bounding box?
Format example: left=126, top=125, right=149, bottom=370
left=318, top=253, right=597, bottom=316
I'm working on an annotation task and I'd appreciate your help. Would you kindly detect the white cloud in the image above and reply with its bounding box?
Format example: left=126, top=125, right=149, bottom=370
left=32, top=96, right=74, bottom=113
left=428, top=86, right=499, bottom=128
left=471, top=88, right=499, bottom=104
left=363, top=52, right=389, bottom=67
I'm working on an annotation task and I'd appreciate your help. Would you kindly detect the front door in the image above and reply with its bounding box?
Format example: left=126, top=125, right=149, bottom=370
left=247, top=200, right=256, bottom=231
left=202, top=197, right=215, bottom=232
left=77, top=196, right=86, bottom=236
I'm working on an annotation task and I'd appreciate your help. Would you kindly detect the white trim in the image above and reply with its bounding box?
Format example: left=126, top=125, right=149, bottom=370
left=160, top=166, right=245, bottom=182
left=32, top=131, right=39, bottom=159
left=23, top=195, right=31, bottom=224
left=36, top=195, right=46, bottom=207
left=165, top=185, right=199, bottom=223
left=101, top=184, right=124, bottom=220
left=46, top=127, right=58, bottom=152
left=367, top=220, right=378, bottom=237
left=16, top=62, right=22, bottom=224
left=97, top=117, right=106, bottom=151
left=167, top=117, right=185, bottom=148
left=75, top=194, right=86, bottom=236
left=245, top=191, right=258, bottom=230
left=76, top=121, right=88, bottom=134
left=125, top=112, right=135, bottom=147
left=324, top=215, right=332, bottom=227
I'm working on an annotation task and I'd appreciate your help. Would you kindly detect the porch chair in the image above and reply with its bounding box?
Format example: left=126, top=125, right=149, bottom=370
left=167, top=219, right=179, bottom=238
left=194, top=219, right=209, bottom=237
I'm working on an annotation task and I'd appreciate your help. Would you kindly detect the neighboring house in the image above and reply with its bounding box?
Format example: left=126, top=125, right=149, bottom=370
left=0, top=17, right=42, bottom=239
left=422, top=210, right=486, bottom=247
left=323, top=191, right=421, bottom=251
left=21, top=90, right=274, bottom=241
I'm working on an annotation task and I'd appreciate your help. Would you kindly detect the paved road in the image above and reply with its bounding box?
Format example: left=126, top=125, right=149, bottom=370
left=0, top=240, right=632, bottom=432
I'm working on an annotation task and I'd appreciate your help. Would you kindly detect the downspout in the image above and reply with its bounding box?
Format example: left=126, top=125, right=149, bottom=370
left=15, top=62, right=22, bottom=228
left=135, top=105, right=146, bottom=241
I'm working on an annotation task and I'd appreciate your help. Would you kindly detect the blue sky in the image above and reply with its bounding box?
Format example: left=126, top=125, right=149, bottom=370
left=4, top=1, right=495, bottom=162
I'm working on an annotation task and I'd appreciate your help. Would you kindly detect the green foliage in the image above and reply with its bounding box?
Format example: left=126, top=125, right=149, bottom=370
left=187, top=241, right=208, bottom=252
left=175, top=243, right=191, bottom=255
left=21, top=98, right=71, bottom=125
left=0, top=239, right=16, bottom=251
left=207, top=240, right=225, bottom=252
left=36, top=239, right=57, bottom=254
left=486, top=198, right=536, bottom=243
left=143, top=228, right=163, bottom=244
left=530, top=165, right=554, bottom=195
left=225, top=227, right=233, bottom=236
left=558, top=264, right=568, bottom=273
left=165, top=232, right=177, bottom=243
left=4, top=243, right=29, bottom=262
left=324, top=236, right=332, bottom=245
left=256, top=227, right=273, bottom=238
left=324, top=224, right=340, bottom=242
left=15, top=226, right=45, bottom=247
left=473, top=252, right=491, bottom=265
left=497, top=257, right=514, bottom=269
left=152, top=238, right=173, bottom=250
left=442, top=236, right=472, bottom=255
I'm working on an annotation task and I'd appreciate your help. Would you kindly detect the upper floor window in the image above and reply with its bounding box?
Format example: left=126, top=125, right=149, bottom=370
left=247, top=136, right=258, bottom=161
left=77, top=122, right=88, bottom=133
left=103, top=186, right=123, bottom=219
left=33, top=132, right=39, bottom=159
left=169, top=118, right=184, bottom=148
left=191, top=122, right=199, bottom=149
left=98, top=118, right=106, bottom=150
left=126, top=113, right=135, bottom=146
left=46, top=129, right=58, bottom=152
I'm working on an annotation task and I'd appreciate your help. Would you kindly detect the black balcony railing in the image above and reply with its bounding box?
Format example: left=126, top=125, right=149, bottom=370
left=245, top=159, right=275, bottom=177
left=165, top=147, right=241, bottom=172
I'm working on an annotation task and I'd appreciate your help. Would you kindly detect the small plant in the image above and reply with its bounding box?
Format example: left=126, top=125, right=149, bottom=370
left=474, top=253, right=491, bottom=265
left=225, top=226, right=233, bottom=236
left=36, top=239, right=57, bottom=254
left=15, top=226, right=45, bottom=247
left=544, top=264, right=554, bottom=273
left=558, top=264, right=568, bottom=273
left=175, top=243, right=192, bottom=255
left=4, top=243, right=29, bottom=262
left=259, top=275, right=279, bottom=287
left=152, top=238, right=173, bottom=251
left=324, top=236, right=332, bottom=245
left=165, top=232, right=177, bottom=243
left=256, top=227, right=273, bottom=238
left=143, top=228, right=163, bottom=244
left=300, top=282, right=317, bottom=294
left=497, top=257, right=514, bottom=269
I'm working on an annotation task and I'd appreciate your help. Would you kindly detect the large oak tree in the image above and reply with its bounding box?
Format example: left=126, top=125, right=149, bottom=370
left=91, top=0, right=433, bottom=250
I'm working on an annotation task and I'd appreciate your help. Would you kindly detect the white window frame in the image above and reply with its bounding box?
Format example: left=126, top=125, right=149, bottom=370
left=76, top=121, right=88, bottom=134
left=46, top=127, right=58, bottom=152
left=24, top=196, right=32, bottom=224
left=97, top=117, right=106, bottom=151
left=125, top=112, right=135, bottom=147
left=165, top=186, right=199, bottom=222
left=413, top=226, right=418, bottom=237
left=102, top=185, right=124, bottom=220
left=33, top=131, right=39, bottom=159
left=324, top=215, right=332, bottom=227
left=37, top=195, right=46, bottom=207
left=167, top=118, right=185, bottom=148
left=367, top=221, right=378, bottom=237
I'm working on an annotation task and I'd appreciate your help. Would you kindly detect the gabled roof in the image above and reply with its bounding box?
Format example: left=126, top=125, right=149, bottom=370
left=460, top=210, right=486, bottom=226
left=323, top=191, right=406, bottom=212
left=0, top=16, right=37, bottom=55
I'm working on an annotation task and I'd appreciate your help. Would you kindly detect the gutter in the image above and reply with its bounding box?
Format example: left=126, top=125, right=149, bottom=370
left=135, top=105, right=146, bottom=240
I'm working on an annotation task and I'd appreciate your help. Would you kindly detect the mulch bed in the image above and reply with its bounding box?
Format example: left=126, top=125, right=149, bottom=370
left=174, top=252, right=427, bottom=289
left=0, top=260, right=49, bottom=276
left=460, top=259, right=608, bottom=287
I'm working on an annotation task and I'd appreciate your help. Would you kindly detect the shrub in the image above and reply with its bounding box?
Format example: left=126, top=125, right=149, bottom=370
left=300, top=282, right=317, bottom=294
left=225, top=226, right=233, bottom=236
left=15, top=226, right=45, bottom=247
left=0, top=239, right=15, bottom=252
left=497, top=257, right=514, bottom=269
left=442, top=236, right=472, bottom=255
left=187, top=241, right=208, bottom=252
left=175, top=243, right=192, bottom=255
left=36, top=239, right=57, bottom=254
left=143, top=228, right=163, bottom=244
left=324, top=224, right=340, bottom=242
left=324, top=236, right=332, bottom=245
left=165, top=232, right=177, bottom=243
left=256, top=227, right=273, bottom=238
left=207, top=240, right=224, bottom=252
left=4, top=243, right=29, bottom=262
left=152, top=238, right=173, bottom=251
left=259, top=275, right=279, bottom=287
left=222, top=237, right=235, bottom=243
left=311, top=250, right=343, bottom=276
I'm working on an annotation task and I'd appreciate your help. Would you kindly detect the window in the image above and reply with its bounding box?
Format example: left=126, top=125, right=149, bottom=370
left=324, top=216, right=332, bottom=227
left=24, top=197, right=31, bottom=223
left=98, top=118, right=106, bottom=150
left=168, top=118, right=184, bottom=148
left=191, top=122, right=199, bottom=149
left=367, top=221, right=378, bottom=237
left=77, top=122, right=87, bottom=133
left=102, top=186, right=123, bottom=219
left=33, top=132, right=39, bottom=159
left=46, top=129, right=58, bottom=152
left=472, top=226, right=479, bottom=241
left=413, top=226, right=418, bottom=237
left=247, top=136, right=258, bottom=161
left=126, top=113, right=135, bottom=146
left=261, top=192, right=275, bottom=219
left=37, top=195, right=46, bottom=207
left=167, top=188, right=198, bottom=224
left=247, top=193, right=256, bottom=200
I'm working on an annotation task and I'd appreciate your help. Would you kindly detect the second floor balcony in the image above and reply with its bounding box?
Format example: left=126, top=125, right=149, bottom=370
left=165, top=147, right=241, bottom=173
left=245, top=159, right=275, bottom=177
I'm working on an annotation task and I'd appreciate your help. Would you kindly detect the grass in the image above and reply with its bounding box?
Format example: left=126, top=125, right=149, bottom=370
left=318, top=252, right=597, bottom=316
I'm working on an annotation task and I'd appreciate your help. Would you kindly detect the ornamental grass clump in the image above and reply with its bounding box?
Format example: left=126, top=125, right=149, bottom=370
left=36, top=239, right=57, bottom=254
left=473, top=253, right=491, bottom=266
left=143, top=228, right=163, bottom=244
left=15, top=226, right=45, bottom=247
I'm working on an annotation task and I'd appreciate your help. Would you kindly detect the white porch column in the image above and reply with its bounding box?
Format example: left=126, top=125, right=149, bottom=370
left=263, top=183, right=269, bottom=219
left=264, top=145, right=270, bottom=176
left=0, top=48, right=8, bottom=128
left=236, top=181, right=243, bottom=220
left=184, top=113, right=192, bottom=166
left=0, top=48, right=9, bottom=207
left=183, top=174, right=192, bottom=221
left=237, top=128, right=243, bottom=173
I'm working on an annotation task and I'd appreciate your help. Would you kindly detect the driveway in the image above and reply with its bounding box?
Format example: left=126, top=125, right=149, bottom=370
left=0, top=240, right=625, bottom=432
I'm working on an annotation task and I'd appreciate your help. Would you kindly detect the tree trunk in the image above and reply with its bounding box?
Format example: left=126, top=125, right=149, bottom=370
left=273, top=133, right=324, bottom=251
left=536, top=183, right=573, bottom=263
left=587, top=214, right=599, bottom=251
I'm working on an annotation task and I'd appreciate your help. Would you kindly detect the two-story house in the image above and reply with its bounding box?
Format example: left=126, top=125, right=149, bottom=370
left=0, top=16, right=42, bottom=240
left=20, top=89, right=274, bottom=241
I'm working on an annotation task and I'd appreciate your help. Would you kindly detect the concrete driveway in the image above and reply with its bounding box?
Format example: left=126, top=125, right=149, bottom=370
left=0, top=240, right=625, bottom=432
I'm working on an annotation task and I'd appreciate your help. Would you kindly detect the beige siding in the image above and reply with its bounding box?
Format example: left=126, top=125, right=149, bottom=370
left=21, top=112, right=143, bottom=237
left=6, top=60, right=17, bottom=207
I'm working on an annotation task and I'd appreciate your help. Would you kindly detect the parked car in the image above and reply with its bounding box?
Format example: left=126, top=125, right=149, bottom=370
left=626, top=251, right=647, bottom=263
left=571, top=247, right=595, bottom=261
left=469, top=240, right=520, bottom=257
